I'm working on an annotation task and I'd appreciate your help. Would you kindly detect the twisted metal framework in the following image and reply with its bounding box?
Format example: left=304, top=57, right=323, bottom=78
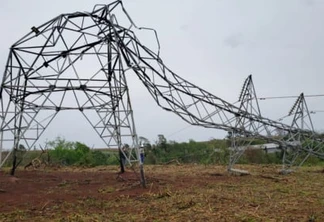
left=0, top=1, right=323, bottom=176
left=125, top=32, right=324, bottom=170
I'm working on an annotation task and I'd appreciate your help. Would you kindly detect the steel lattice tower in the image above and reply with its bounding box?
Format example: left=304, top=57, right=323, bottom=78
left=281, top=93, right=318, bottom=173
left=0, top=2, right=145, bottom=184
left=228, top=75, right=265, bottom=171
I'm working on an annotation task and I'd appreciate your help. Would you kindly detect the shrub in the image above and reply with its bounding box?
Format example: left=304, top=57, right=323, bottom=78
left=90, top=150, right=108, bottom=166
left=47, top=137, right=110, bottom=166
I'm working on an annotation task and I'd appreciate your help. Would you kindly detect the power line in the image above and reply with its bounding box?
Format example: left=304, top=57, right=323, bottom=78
left=259, top=94, right=324, bottom=100
left=310, top=110, right=324, bottom=114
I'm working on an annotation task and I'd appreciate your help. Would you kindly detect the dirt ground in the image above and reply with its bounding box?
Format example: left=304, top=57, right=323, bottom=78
left=0, top=164, right=324, bottom=221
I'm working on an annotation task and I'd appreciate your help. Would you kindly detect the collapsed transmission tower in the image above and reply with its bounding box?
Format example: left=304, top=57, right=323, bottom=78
left=228, top=75, right=264, bottom=171
left=280, top=93, right=322, bottom=172
left=0, top=1, right=146, bottom=184
left=228, top=77, right=323, bottom=172
left=0, top=1, right=323, bottom=177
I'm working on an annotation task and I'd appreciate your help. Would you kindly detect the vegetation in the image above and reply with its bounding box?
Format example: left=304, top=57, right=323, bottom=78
left=46, top=138, right=111, bottom=167
left=146, top=135, right=283, bottom=165
left=3, top=134, right=324, bottom=169
left=3, top=137, right=118, bottom=168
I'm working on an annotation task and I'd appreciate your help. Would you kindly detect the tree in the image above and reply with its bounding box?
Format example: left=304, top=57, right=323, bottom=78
left=157, top=134, right=167, bottom=152
left=139, top=136, right=152, bottom=149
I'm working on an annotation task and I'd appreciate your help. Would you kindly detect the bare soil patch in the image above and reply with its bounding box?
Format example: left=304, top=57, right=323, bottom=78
left=0, top=164, right=323, bottom=221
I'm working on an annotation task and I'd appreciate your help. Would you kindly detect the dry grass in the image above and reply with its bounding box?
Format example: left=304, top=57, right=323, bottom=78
left=1, top=164, right=324, bottom=221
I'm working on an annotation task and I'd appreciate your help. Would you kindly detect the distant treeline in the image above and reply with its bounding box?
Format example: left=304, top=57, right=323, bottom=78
left=2, top=135, right=324, bottom=168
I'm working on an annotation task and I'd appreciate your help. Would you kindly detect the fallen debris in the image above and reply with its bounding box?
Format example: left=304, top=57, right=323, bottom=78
left=279, top=169, right=294, bottom=175
left=229, top=168, right=250, bottom=176
left=164, top=159, right=181, bottom=165
left=209, top=173, right=223, bottom=177
left=259, top=175, right=282, bottom=182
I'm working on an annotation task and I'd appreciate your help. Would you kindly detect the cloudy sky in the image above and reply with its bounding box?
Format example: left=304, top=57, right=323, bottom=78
left=0, top=0, right=324, bottom=148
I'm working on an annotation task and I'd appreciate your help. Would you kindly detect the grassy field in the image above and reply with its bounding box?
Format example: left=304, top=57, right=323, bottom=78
left=0, top=164, right=324, bottom=221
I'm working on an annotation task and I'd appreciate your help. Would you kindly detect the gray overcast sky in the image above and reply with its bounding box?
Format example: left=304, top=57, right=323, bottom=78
left=1, top=0, right=324, bottom=147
